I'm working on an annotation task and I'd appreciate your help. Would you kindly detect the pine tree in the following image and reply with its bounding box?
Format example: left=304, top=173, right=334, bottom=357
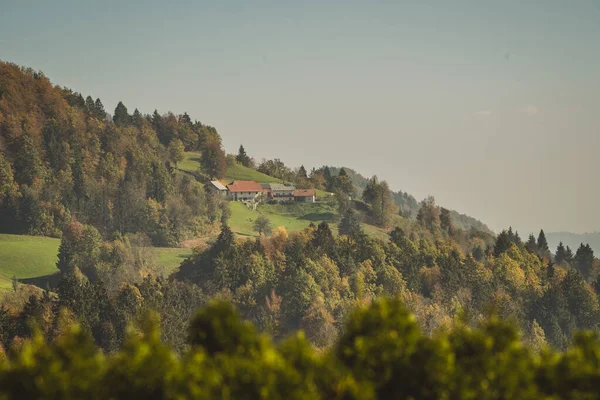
left=494, top=230, right=512, bottom=256
left=85, top=96, right=95, bottom=114
left=94, top=98, right=106, bottom=120
left=113, top=101, right=130, bottom=126
left=537, top=229, right=549, bottom=254
left=297, top=165, right=307, bottom=180
left=526, top=234, right=537, bottom=253
left=574, top=243, right=595, bottom=279
left=131, top=108, right=143, bottom=127
left=338, top=208, right=362, bottom=238
left=236, top=145, right=250, bottom=166
left=555, top=242, right=567, bottom=264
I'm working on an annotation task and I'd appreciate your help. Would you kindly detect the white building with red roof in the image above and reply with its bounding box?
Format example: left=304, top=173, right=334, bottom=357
left=226, top=180, right=264, bottom=201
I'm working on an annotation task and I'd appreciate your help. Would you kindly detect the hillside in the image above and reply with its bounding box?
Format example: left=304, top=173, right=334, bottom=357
left=0, top=233, right=191, bottom=291
left=328, top=166, right=492, bottom=233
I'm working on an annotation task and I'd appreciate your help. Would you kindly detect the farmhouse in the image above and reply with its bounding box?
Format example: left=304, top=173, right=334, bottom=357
left=262, top=183, right=295, bottom=202
left=226, top=180, right=264, bottom=201
left=209, top=181, right=228, bottom=198
left=294, top=189, right=316, bottom=203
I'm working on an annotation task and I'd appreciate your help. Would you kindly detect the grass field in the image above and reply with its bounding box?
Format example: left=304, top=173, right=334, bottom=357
left=225, top=163, right=282, bottom=183
left=0, top=234, right=190, bottom=290
left=154, top=247, right=193, bottom=275
left=177, top=152, right=202, bottom=172
left=228, top=201, right=339, bottom=237
left=0, top=234, right=60, bottom=281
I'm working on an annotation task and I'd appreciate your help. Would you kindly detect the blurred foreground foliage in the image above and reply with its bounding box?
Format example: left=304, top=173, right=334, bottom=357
left=1, top=298, right=600, bottom=400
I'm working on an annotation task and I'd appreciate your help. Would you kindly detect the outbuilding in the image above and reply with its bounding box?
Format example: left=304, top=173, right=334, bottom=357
left=293, top=189, right=316, bottom=203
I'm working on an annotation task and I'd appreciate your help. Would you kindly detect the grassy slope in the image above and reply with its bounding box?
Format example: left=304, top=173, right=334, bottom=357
left=0, top=234, right=190, bottom=291
left=178, top=152, right=202, bottom=172
left=0, top=234, right=60, bottom=280
left=154, top=247, right=193, bottom=275
left=225, top=162, right=282, bottom=183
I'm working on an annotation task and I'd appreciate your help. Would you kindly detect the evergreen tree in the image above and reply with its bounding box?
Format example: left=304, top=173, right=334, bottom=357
left=574, top=243, right=595, bottom=279
left=94, top=98, right=106, bottom=120
left=131, top=108, right=143, bottom=127
left=555, top=242, right=567, bottom=264
left=85, top=96, right=95, bottom=114
left=526, top=234, right=537, bottom=253
left=537, top=229, right=549, bottom=254
left=494, top=230, right=512, bottom=256
left=236, top=145, right=250, bottom=167
left=338, top=208, right=362, bottom=238
left=113, top=101, right=130, bottom=126
left=297, top=165, right=307, bottom=180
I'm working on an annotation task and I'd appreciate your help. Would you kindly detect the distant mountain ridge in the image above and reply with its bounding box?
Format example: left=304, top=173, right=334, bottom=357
left=328, top=166, right=492, bottom=234
left=546, top=232, right=600, bottom=255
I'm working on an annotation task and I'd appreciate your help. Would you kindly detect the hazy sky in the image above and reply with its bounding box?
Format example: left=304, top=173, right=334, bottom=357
left=1, top=0, right=599, bottom=234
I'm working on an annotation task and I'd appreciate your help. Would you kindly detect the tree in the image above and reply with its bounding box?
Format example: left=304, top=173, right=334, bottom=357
left=416, top=196, right=440, bottom=232
left=574, top=243, right=595, bottom=279
left=537, top=229, right=549, bottom=256
left=0, top=151, right=18, bottom=205
left=526, top=234, right=537, bottom=253
left=113, top=101, right=130, bottom=126
left=253, top=215, right=272, bottom=236
left=236, top=145, right=251, bottom=167
left=14, top=133, right=46, bottom=185
left=555, top=242, right=567, bottom=265
left=201, top=141, right=227, bottom=179
left=338, top=208, right=362, bottom=238
left=333, top=168, right=354, bottom=197
left=297, top=165, right=307, bottom=180
left=440, top=208, right=455, bottom=235
left=94, top=98, right=106, bottom=120
left=168, top=138, right=185, bottom=164
left=362, top=176, right=396, bottom=226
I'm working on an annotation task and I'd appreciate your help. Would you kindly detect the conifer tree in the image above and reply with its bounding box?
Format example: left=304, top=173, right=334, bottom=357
left=236, top=145, right=250, bottom=166
left=94, top=98, right=106, bottom=120
left=113, top=101, right=130, bottom=126
left=297, top=165, right=307, bottom=180
left=537, top=229, right=549, bottom=254
left=555, top=242, right=567, bottom=264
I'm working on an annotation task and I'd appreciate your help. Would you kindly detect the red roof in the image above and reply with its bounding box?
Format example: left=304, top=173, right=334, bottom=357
left=293, top=189, right=316, bottom=197
left=227, top=180, right=263, bottom=193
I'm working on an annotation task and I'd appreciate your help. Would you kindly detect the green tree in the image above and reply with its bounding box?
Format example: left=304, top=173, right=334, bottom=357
left=14, top=133, right=46, bottom=185
left=338, top=208, right=362, bottom=238
left=113, top=101, right=130, bottom=126
left=537, top=229, right=549, bottom=256
left=236, top=144, right=251, bottom=166
left=574, top=243, right=595, bottom=279
left=555, top=241, right=567, bottom=265
left=253, top=215, right=272, bottom=236
left=416, top=196, right=440, bottom=232
left=297, top=165, right=307, bottom=180
left=167, top=138, right=185, bottom=164
left=201, top=141, right=227, bottom=179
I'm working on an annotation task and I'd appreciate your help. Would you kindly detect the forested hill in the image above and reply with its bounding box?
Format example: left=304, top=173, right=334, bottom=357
left=0, top=60, right=226, bottom=246
left=327, top=166, right=492, bottom=233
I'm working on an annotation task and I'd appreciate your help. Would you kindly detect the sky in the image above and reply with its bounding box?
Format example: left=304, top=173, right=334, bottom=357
left=1, top=0, right=599, bottom=234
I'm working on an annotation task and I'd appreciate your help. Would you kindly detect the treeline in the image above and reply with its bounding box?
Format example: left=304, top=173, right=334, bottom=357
left=0, top=61, right=227, bottom=246
left=3, top=201, right=597, bottom=352
left=2, top=298, right=600, bottom=399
